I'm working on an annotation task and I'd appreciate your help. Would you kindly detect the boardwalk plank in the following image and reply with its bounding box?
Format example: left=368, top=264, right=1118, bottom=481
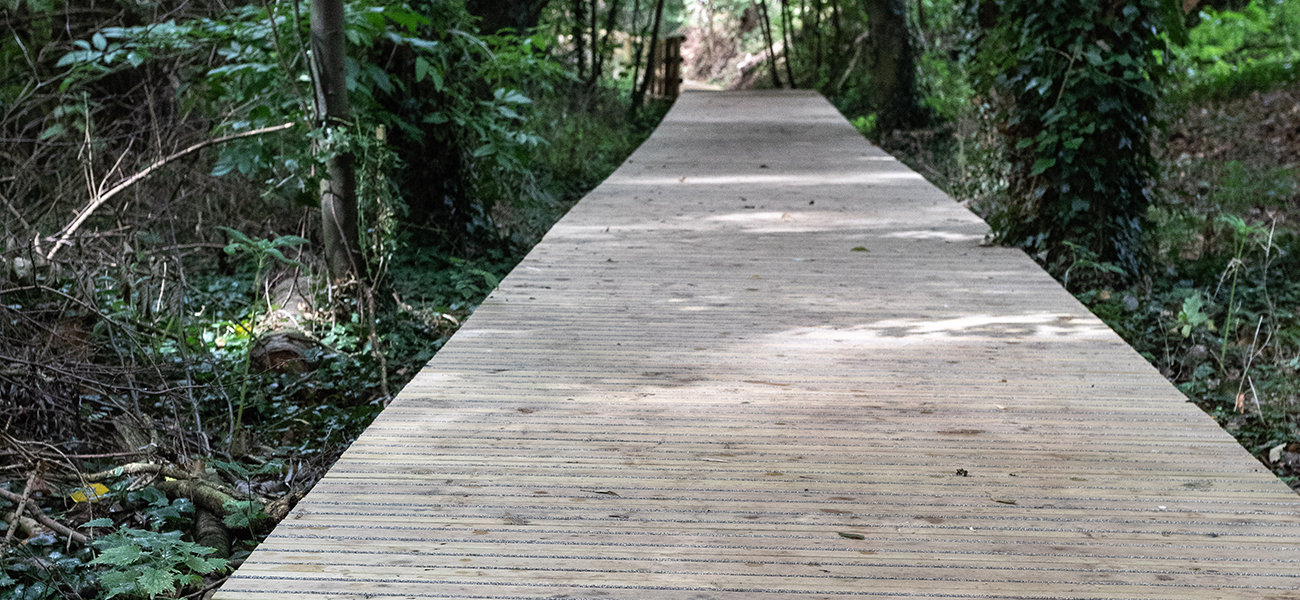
left=215, top=91, right=1300, bottom=600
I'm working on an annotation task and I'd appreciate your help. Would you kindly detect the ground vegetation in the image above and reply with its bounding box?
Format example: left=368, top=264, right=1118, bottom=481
left=0, top=0, right=668, bottom=597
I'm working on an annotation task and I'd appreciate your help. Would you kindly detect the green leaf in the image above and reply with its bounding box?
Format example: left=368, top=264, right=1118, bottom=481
left=39, top=123, right=66, bottom=140
left=92, top=32, right=107, bottom=51
left=82, top=517, right=115, bottom=528
left=498, top=89, right=532, bottom=104
left=183, top=554, right=228, bottom=574
left=1029, top=157, right=1057, bottom=176
left=263, top=247, right=306, bottom=268
left=415, top=57, right=430, bottom=82
left=91, top=542, right=142, bottom=567
left=271, top=235, right=310, bottom=248
left=138, top=565, right=177, bottom=597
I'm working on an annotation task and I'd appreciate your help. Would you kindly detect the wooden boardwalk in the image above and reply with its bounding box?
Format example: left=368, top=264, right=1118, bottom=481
left=216, top=91, right=1300, bottom=600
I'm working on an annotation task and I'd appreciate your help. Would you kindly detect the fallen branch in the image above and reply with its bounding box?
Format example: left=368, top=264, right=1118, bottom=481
left=85, top=462, right=255, bottom=502
left=46, top=122, right=296, bottom=260
left=0, top=487, right=88, bottom=545
left=154, top=480, right=268, bottom=528
left=85, top=462, right=194, bottom=483
left=1, top=470, right=38, bottom=559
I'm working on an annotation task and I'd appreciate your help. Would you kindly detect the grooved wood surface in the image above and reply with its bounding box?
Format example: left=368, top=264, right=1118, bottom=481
left=215, top=91, right=1300, bottom=600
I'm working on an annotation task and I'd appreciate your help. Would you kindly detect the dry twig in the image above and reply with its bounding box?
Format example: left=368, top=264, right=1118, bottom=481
left=47, top=122, right=296, bottom=260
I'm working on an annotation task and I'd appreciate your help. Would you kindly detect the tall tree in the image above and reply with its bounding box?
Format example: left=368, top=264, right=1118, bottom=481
left=311, top=0, right=363, bottom=283
left=862, top=0, right=920, bottom=134
left=591, top=0, right=623, bottom=85
left=756, top=0, right=783, bottom=88
left=634, top=0, right=667, bottom=107
left=975, top=0, right=1177, bottom=276
left=629, top=0, right=647, bottom=102
left=779, top=0, right=797, bottom=86
left=573, top=0, right=587, bottom=79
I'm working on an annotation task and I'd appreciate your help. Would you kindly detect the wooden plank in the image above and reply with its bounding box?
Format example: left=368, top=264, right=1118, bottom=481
left=214, top=91, right=1300, bottom=600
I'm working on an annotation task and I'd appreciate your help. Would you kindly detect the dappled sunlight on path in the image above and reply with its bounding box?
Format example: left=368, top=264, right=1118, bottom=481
left=218, top=90, right=1300, bottom=600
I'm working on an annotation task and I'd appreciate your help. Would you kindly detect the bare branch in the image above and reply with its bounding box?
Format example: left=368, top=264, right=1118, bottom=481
left=47, top=122, right=297, bottom=260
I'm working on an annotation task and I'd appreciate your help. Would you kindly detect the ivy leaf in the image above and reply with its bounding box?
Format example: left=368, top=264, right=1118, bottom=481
left=1029, top=157, right=1057, bottom=176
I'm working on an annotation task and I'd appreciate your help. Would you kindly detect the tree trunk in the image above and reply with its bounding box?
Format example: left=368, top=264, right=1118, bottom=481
left=589, top=0, right=599, bottom=82
left=812, top=0, right=823, bottom=83
left=780, top=0, right=797, bottom=86
left=592, top=0, right=622, bottom=85
left=635, top=0, right=667, bottom=107
left=629, top=0, right=645, bottom=103
left=311, top=0, right=363, bottom=284
left=756, top=0, right=782, bottom=88
left=831, top=0, right=842, bottom=53
left=863, top=0, right=919, bottom=135
left=573, top=0, right=587, bottom=79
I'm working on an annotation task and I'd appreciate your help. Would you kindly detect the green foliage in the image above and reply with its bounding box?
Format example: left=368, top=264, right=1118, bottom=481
left=219, top=228, right=309, bottom=271
left=1060, top=240, right=1125, bottom=291
left=1173, top=0, right=1300, bottom=101
left=1176, top=291, right=1215, bottom=338
left=0, top=525, right=97, bottom=600
left=85, top=519, right=228, bottom=599
left=850, top=114, right=878, bottom=138
left=973, top=0, right=1179, bottom=277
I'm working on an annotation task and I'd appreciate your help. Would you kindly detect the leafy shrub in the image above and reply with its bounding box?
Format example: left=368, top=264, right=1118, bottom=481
left=84, top=519, right=228, bottom=599
left=1172, top=1, right=1300, bottom=102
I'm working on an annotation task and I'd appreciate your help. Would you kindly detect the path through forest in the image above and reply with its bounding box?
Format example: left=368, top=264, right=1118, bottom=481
left=215, top=90, right=1300, bottom=600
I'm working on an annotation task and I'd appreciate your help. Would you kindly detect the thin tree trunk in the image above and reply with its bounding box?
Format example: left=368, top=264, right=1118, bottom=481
left=756, top=0, right=782, bottom=88
left=310, top=0, right=363, bottom=283
left=592, top=0, right=622, bottom=85
left=629, top=0, right=645, bottom=103
left=831, top=0, right=842, bottom=53
left=572, top=0, right=587, bottom=79
left=779, top=0, right=797, bottom=87
left=635, top=0, right=666, bottom=106
left=588, top=0, right=599, bottom=82
left=812, top=0, right=823, bottom=84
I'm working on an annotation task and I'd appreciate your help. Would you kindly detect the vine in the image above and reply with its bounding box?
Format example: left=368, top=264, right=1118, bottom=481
left=973, top=0, right=1185, bottom=278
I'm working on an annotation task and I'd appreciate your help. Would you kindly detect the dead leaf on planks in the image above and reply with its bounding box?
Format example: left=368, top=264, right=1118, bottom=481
left=837, top=532, right=865, bottom=540
left=581, top=489, right=620, bottom=496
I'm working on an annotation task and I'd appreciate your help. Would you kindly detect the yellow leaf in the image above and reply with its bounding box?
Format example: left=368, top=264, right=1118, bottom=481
left=70, top=483, right=109, bottom=503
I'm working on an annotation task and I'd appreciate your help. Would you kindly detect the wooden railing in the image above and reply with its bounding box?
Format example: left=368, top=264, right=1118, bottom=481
left=647, top=33, right=685, bottom=100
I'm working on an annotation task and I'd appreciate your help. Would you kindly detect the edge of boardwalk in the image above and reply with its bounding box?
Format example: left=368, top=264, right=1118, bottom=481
left=215, top=90, right=1300, bottom=600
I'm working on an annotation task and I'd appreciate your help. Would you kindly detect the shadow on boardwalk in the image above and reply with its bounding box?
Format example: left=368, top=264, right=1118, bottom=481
left=216, top=90, right=1300, bottom=600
